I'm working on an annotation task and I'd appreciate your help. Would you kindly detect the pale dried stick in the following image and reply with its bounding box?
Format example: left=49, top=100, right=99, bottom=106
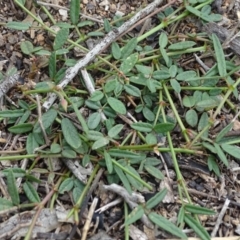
left=211, top=198, right=230, bottom=237
left=95, top=197, right=122, bottom=213
left=80, top=69, right=106, bottom=121
left=81, top=197, right=98, bottom=240
left=42, top=0, right=164, bottom=110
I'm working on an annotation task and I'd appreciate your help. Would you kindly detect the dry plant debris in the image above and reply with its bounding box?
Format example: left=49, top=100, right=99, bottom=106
left=0, top=0, right=240, bottom=239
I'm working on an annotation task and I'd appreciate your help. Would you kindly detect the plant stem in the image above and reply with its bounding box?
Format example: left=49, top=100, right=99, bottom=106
left=112, top=159, right=152, bottom=190
left=163, top=83, right=190, bottom=143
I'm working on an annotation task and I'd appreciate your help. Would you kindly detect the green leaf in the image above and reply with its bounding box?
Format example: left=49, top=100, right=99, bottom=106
left=186, top=5, right=212, bottom=22
left=168, top=41, right=196, bottom=50
left=135, top=65, right=152, bottom=75
left=108, top=124, right=124, bottom=138
left=124, top=84, right=141, bottom=97
left=185, top=109, right=198, bottom=127
left=87, top=112, right=101, bottom=130
left=87, top=31, right=104, bottom=37
left=149, top=213, right=187, bottom=239
left=221, top=144, right=240, bottom=159
left=177, top=206, right=185, bottom=226
left=184, top=214, right=210, bottom=240
left=152, top=70, right=170, bottom=80
left=82, top=154, right=90, bottom=166
left=215, top=122, right=233, bottom=143
left=202, top=142, right=216, bottom=154
left=144, top=165, right=164, bottom=180
left=18, top=110, right=31, bottom=124
left=62, top=148, right=77, bottom=158
left=107, top=97, right=126, bottom=114
left=20, top=41, right=34, bottom=55
left=33, top=109, right=58, bottom=133
left=130, top=75, right=147, bottom=86
left=8, top=123, right=33, bottom=134
left=53, top=28, right=69, bottom=50
left=207, top=155, right=220, bottom=176
left=6, top=21, right=31, bottom=30
left=50, top=143, right=62, bottom=153
left=212, top=33, right=226, bottom=77
left=17, top=0, right=26, bottom=5
left=72, top=187, right=82, bottom=203
left=159, top=32, right=168, bottom=48
left=125, top=205, right=144, bottom=225
left=160, top=47, right=169, bottom=66
left=109, top=149, right=141, bottom=159
left=85, top=100, right=101, bottom=110
left=70, top=0, right=80, bottom=25
left=114, top=165, right=131, bottom=193
left=131, top=122, right=152, bottom=132
left=89, top=91, right=104, bottom=101
left=120, top=53, right=138, bottom=74
left=59, top=178, right=74, bottom=194
left=146, top=133, right=157, bottom=144
left=104, top=79, right=117, bottom=93
left=121, top=37, right=138, bottom=59
left=7, top=170, right=20, bottom=206
left=55, top=68, right=67, bottom=83
left=142, top=107, right=155, bottom=122
left=0, top=109, right=25, bottom=118
left=104, top=150, right=113, bottom=174
left=111, top=42, right=121, bottom=60
left=153, top=122, right=175, bottom=133
left=2, top=168, right=26, bottom=178
left=49, top=51, right=56, bottom=79
left=195, top=98, right=219, bottom=109
left=87, top=130, right=104, bottom=141
left=23, top=182, right=40, bottom=203
left=61, top=118, right=81, bottom=149
left=170, top=79, right=181, bottom=93
left=185, top=204, right=215, bottom=215
left=214, top=143, right=228, bottom=166
left=26, top=133, right=39, bottom=154
left=146, top=79, right=156, bottom=93
left=103, top=18, right=112, bottom=33
left=0, top=198, right=13, bottom=211
left=55, top=22, right=73, bottom=28
left=208, top=14, right=222, bottom=22
left=55, top=48, right=69, bottom=55
left=146, top=188, right=167, bottom=209
left=169, top=65, right=178, bottom=78
left=198, top=112, right=208, bottom=132
left=176, top=71, right=196, bottom=81
left=183, top=96, right=196, bottom=108
left=92, top=137, right=109, bottom=150
left=77, top=20, right=94, bottom=27
left=125, top=165, right=143, bottom=190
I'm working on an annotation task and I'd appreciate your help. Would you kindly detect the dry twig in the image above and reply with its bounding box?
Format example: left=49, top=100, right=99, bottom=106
left=42, top=0, right=164, bottom=110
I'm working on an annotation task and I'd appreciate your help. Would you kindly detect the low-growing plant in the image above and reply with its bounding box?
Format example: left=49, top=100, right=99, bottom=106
left=0, top=0, right=240, bottom=239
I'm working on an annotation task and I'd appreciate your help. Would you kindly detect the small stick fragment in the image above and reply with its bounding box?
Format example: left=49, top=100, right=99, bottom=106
left=81, top=69, right=106, bottom=121
left=81, top=197, right=98, bottom=240
left=211, top=198, right=230, bottom=237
